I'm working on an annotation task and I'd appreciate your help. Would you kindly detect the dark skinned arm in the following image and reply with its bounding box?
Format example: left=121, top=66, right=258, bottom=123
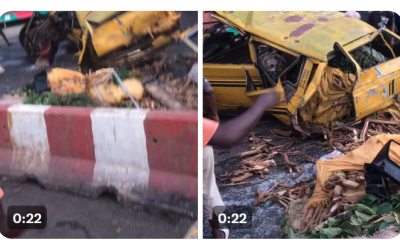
left=209, top=91, right=281, bottom=148
left=204, top=90, right=219, bottom=122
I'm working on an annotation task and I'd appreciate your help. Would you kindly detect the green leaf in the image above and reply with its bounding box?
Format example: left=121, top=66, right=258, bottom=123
left=361, top=194, right=377, bottom=207
left=343, top=229, right=356, bottom=237
left=377, top=203, right=393, bottom=215
left=350, top=215, right=363, bottom=226
left=319, top=234, right=328, bottom=239
left=356, top=204, right=376, bottom=215
left=355, top=211, right=372, bottom=221
left=345, top=205, right=355, bottom=211
left=383, top=215, right=396, bottom=223
left=327, top=217, right=340, bottom=227
left=288, top=227, right=295, bottom=239
left=371, top=205, right=379, bottom=214
left=280, top=218, right=288, bottom=229
left=361, top=224, right=373, bottom=229
left=320, top=227, right=342, bottom=237
left=391, top=194, right=400, bottom=202
left=378, top=222, right=390, bottom=231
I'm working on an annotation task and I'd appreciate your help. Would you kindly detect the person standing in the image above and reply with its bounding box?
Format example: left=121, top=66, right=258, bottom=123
left=203, top=77, right=220, bottom=122
left=203, top=90, right=280, bottom=238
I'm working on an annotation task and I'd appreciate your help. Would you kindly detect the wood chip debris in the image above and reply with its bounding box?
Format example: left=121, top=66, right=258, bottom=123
left=301, top=170, right=364, bottom=231
left=326, top=104, right=400, bottom=153
left=254, top=178, right=313, bottom=208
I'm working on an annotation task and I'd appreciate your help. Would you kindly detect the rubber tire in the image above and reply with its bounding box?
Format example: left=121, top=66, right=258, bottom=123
left=19, top=24, right=28, bottom=47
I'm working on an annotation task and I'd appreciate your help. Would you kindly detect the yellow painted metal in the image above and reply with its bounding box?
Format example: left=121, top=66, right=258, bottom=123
left=120, top=29, right=182, bottom=64
left=302, top=62, right=326, bottom=106
left=380, top=33, right=396, bottom=58
left=341, top=33, right=374, bottom=53
left=75, top=11, right=180, bottom=60
left=214, top=11, right=375, bottom=61
left=204, top=64, right=264, bottom=110
left=353, top=57, right=400, bottom=120
left=286, top=59, right=313, bottom=115
left=246, top=83, right=286, bottom=108
left=248, top=40, right=256, bottom=63
left=205, top=11, right=400, bottom=129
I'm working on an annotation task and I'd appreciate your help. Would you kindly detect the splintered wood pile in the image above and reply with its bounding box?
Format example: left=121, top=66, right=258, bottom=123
left=326, top=104, right=400, bottom=153
left=218, top=130, right=319, bottom=188
left=301, top=170, right=365, bottom=231
left=142, top=77, right=197, bottom=110
left=254, top=178, right=313, bottom=207
left=133, top=56, right=197, bottom=110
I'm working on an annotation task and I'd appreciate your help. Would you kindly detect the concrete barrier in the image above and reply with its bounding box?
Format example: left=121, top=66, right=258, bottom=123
left=0, top=104, right=198, bottom=215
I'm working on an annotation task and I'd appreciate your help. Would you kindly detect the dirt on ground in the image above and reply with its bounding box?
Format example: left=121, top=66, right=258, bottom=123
left=203, top=114, right=333, bottom=238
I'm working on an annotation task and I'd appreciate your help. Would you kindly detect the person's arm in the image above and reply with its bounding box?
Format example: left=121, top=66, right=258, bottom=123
left=209, top=91, right=281, bottom=148
left=203, top=77, right=219, bottom=122
left=204, top=90, right=219, bottom=122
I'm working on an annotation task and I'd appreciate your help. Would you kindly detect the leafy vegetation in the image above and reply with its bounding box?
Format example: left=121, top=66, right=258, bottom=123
left=14, top=90, right=95, bottom=107
left=329, top=49, right=378, bottom=74
left=285, top=194, right=400, bottom=238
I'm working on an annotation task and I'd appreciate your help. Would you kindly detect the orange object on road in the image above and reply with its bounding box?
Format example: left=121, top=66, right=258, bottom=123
left=203, top=118, right=219, bottom=148
left=306, top=134, right=400, bottom=211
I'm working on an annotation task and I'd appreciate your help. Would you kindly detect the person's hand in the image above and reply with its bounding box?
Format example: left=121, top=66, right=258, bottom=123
left=256, top=91, right=281, bottom=110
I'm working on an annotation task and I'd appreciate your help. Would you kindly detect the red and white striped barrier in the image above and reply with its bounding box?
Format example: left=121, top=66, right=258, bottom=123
left=0, top=104, right=198, bottom=215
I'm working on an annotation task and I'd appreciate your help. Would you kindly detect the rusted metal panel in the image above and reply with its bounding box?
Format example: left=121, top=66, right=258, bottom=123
left=353, top=57, right=400, bottom=120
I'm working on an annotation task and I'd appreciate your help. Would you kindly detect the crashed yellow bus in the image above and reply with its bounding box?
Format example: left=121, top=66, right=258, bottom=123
left=203, top=11, right=400, bottom=134
left=21, top=11, right=183, bottom=72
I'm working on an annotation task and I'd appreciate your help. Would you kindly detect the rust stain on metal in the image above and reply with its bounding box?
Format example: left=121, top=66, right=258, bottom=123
left=317, top=17, right=328, bottom=22
left=284, top=15, right=303, bottom=22
left=289, top=23, right=315, bottom=38
left=6, top=112, right=12, bottom=132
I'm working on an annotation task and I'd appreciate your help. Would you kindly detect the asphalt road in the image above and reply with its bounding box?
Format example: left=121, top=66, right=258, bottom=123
left=0, top=178, right=195, bottom=238
left=203, top=115, right=333, bottom=239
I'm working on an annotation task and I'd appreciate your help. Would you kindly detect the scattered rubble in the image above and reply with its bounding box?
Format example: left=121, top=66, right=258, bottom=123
left=325, top=104, right=400, bottom=153
left=9, top=58, right=198, bottom=110
left=301, top=170, right=365, bottom=231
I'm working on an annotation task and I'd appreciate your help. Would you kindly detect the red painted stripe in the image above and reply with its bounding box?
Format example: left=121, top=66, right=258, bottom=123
left=48, top=156, right=95, bottom=185
left=12, top=11, right=33, bottom=20
left=144, top=111, right=198, bottom=175
left=44, top=107, right=96, bottom=183
left=0, top=105, right=12, bottom=173
left=144, top=111, right=198, bottom=200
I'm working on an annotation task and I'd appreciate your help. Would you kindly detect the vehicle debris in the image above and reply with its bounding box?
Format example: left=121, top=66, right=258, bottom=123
left=204, top=11, right=400, bottom=134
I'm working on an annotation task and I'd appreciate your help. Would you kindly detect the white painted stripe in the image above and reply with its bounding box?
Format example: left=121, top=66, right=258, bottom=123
left=8, top=104, right=51, bottom=176
left=91, top=108, right=149, bottom=195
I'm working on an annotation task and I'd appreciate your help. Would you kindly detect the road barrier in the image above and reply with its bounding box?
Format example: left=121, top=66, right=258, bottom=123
left=0, top=104, right=198, bottom=215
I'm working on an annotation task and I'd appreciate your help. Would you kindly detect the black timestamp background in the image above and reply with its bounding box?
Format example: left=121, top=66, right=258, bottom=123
left=214, top=205, right=252, bottom=229
left=7, top=206, right=47, bottom=229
